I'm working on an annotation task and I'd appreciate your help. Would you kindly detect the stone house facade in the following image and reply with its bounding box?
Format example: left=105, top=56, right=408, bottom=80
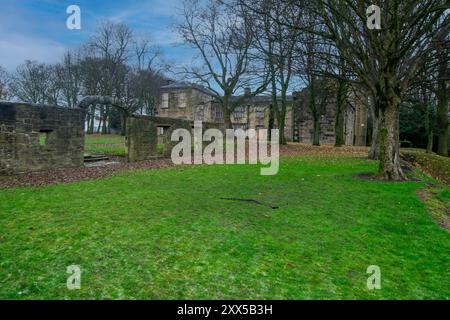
left=155, top=81, right=368, bottom=145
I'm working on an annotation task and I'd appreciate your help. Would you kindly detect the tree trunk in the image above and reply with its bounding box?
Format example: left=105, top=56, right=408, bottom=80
left=334, top=82, right=346, bottom=147
left=268, top=104, right=275, bottom=141
left=96, top=107, right=102, bottom=134
left=378, top=94, right=406, bottom=180
left=121, top=113, right=127, bottom=136
left=424, top=106, right=433, bottom=154
left=368, top=96, right=381, bottom=160
left=436, top=49, right=448, bottom=156
left=85, top=113, right=91, bottom=134
left=278, top=112, right=286, bottom=145
left=426, top=130, right=434, bottom=154
left=335, top=109, right=344, bottom=147
left=223, top=107, right=232, bottom=129
left=101, top=105, right=108, bottom=134
left=89, top=106, right=95, bottom=134
left=312, top=115, right=320, bottom=146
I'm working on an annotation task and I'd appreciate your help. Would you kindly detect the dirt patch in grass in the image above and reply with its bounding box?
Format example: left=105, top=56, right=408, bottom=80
left=416, top=187, right=450, bottom=231
left=280, top=143, right=369, bottom=157
left=0, top=158, right=174, bottom=189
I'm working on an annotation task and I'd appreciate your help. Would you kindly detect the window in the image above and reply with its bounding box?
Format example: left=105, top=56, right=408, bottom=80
left=215, top=107, right=223, bottom=120
left=161, top=93, right=169, bottom=109
left=233, top=106, right=245, bottom=119
left=256, top=106, right=266, bottom=119
left=39, top=129, right=53, bottom=146
left=178, top=93, right=187, bottom=108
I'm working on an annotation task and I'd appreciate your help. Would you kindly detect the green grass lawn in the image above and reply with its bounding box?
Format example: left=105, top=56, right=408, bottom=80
left=0, top=155, right=449, bottom=299
left=84, top=134, right=125, bottom=146
left=84, top=134, right=126, bottom=156
left=83, top=134, right=165, bottom=156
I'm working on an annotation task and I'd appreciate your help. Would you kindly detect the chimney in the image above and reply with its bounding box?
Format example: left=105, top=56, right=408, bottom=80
left=244, top=87, right=251, bottom=96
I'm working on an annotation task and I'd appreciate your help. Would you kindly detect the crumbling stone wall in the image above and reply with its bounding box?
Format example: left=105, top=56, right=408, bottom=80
left=126, top=115, right=224, bottom=162
left=0, top=102, right=85, bottom=175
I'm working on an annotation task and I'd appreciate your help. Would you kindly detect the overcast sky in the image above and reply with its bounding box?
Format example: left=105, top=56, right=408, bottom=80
left=0, top=0, right=194, bottom=71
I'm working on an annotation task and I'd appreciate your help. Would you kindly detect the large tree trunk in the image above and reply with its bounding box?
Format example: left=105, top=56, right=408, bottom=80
left=378, top=88, right=406, bottom=181
left=312, top=115, right=320, bottom=146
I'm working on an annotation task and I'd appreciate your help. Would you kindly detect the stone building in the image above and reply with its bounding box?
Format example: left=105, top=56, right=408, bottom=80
left=156, top=81, right=368, bottom=145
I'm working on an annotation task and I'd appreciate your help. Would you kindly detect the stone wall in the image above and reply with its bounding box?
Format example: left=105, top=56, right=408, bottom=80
left=293, top=101, right=337, bottom=145
left=0, top=102, right=85, bottom=175
left=126, top=115, right=224, bottom=162
left=292, top=88, right=368, bottom=146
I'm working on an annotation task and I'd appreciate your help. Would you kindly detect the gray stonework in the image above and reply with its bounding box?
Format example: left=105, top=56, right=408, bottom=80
left=293, top=99, right=338, bottom=144
left=292, top=89, right=368, bottom=145
left=0, top=102, right=85, bottom=175
left=126, top=115, right=224, bottom=162
left=158, top=82, right=222, bottom=123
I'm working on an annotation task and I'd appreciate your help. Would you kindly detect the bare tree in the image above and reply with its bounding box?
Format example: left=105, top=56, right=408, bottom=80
left=55, top=50, right=83, bottom=108
left=242, top=0, right=302, bottom=144
left=294, top=9, right=334, bottom=146
left=309, top=0, right=448, bottom=179
left=178, top=0, right=268, bottom=128
left=0, top=66, right=10, bottom=100
left=84, top=21, right=134, bottom=133
left=9, top=60, right=60, bottom=105
left=133, top=35, right=164, bottom=72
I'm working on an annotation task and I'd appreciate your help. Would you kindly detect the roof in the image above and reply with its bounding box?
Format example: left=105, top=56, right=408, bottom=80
left=228, top=95, right=294, bottom=104
left=160, top=81, right=296, bottom=104
left=160, top=81, right=217, bottom=97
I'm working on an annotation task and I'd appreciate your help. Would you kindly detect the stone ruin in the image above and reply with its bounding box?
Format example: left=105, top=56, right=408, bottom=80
left=0, top=101, right=219, bottom=175
left=126, top=115, right=222, bottom=162
left=0, top=102, right=85, bottom=175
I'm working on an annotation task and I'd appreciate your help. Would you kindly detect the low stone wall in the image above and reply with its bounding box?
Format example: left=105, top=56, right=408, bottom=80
left=0, top=102, right=85, bottom=175
left=126, top=115, right=224, bottom=162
